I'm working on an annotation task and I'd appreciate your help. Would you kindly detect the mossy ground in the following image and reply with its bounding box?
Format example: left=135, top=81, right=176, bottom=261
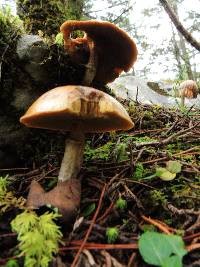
left=0, top=100, right=199, bottom=266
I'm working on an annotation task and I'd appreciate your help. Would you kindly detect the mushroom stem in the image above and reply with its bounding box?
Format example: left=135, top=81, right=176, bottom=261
left=58, top=131, right=85, bottom=182
left=82, top=37, right=98, bottom=86
left=180, top=95, right=185, bottom=107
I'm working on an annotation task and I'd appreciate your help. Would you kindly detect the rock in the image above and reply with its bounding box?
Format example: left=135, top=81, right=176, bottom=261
left=109, top=75, right=200, bottom=108
left=17, top=34, right=51, bottom=85
left=17, top=35, right=44, bottom=60
left=147, top=81, right=169, bottom=96
left=0, top=34, right=84, bottom=168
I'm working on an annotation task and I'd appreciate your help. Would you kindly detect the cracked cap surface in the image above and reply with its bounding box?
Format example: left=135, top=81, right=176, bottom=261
left=20, top=85, right=134, bottom=133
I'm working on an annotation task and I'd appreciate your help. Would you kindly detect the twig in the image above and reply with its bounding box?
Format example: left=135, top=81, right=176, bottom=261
left=142, top=146, right=200, bottom=165
left=0, top=256, right=18, bottom=265
left=0, top=167, right=29, bottom=172
left=96, top=201, right=115, bottom=224
left=186, top=243, right=200, bottom=252
left=0, top=233, right=16, bottom=238
left=161, top=118, right=180, bottom=136
left=60, top=242, right=138, bottom=251
left=136, top=86, right=139, bottom=103
left=132, top=148, right=144, bottom=168
left=184, top=232, right=200, bottom=242
left=124, top=184, right=144, bottom=209
left=186, top=214, right=200, bottom=233
left=83, top=222, right=138, bottom=243
left=141, top=215, right=171, bottom=234
left=161, top=122, right=200, bottom=145
left=166, top=203, right=200, bottom=216
left=70, top=184, right=106, bottom=267
left=136, top=122, right=200, bottom=148
left=127, top=252, right=137, bottom=267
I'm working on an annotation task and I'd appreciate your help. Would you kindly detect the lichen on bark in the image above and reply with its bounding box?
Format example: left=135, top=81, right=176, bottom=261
left=16, top=0, right=85, bottom=36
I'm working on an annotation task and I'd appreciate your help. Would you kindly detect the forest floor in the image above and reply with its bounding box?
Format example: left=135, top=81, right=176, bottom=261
left=0, top=99, right=200, bottom=267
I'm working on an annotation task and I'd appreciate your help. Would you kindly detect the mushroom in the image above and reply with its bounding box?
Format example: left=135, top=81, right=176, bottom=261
left=60, top=20, right=138, bottom=86
left=20, top=85, right=134, bottom=220
left=178, top=80, right=199, bottom=106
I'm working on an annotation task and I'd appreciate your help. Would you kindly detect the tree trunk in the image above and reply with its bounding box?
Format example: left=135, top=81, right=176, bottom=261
left=170, top=23, right=183, bottom=78
left=159, top=0, right=200, bottom=52
left=16, top=0, right=85, bottom=36
left=169, top=0, right=195, bottom=80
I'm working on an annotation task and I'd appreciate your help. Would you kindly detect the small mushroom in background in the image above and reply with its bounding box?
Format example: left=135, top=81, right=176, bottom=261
left=60, top=20, right=138, bottom=87
left=178, top=80, right=199, bottom=106
left=20, top=85, right=134, bottom=221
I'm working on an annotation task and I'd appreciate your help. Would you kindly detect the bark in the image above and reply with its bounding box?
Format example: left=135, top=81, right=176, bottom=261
left=16, top=0, right=85, bottom=36
left=169, top=0, right=194, bottom=80
left=178, top=31, right=194, bottom=80
left=159, top=0, right=200, bottom=52
left=171, top=23, right=183, bottom=77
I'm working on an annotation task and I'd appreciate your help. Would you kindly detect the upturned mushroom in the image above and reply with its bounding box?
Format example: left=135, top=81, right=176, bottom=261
left=20, top=85, right=134, bottom=220
left=178, top=80, right=199, bottom=106
left=60, top=20, right=138, bottom=86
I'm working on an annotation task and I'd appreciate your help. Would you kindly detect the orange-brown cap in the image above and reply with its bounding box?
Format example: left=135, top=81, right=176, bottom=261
left=20, top=85, right=134, bottom=132
left=179, top=80, right=199, bottom=99
left=60, top=20, right=138, bottom=85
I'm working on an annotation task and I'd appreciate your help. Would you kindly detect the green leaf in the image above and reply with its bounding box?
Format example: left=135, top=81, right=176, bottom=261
left=138, top=232, right=187, bottom=266
left=156, top=167, right=168, bottom=177
left=83, top=203, right=96, bottom=217
left=156, top=167, right=176, bottom=181
left=164, top=235, right=187, bottom=259
left=166, top=161, right=182, bottom=174
left=162, top=255, right=182, bottom=267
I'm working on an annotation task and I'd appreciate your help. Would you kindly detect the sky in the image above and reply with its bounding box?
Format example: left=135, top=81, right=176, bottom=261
left=131, top=0, right=200, bottom=80
left=1, top=0, right=200, bottom=81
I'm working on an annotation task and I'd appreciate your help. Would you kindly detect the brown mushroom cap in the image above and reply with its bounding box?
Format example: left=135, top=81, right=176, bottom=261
left=179, top=80, right=199, bottom=99
left=20, top=85, right=134, bottom=132
left=60, top=20, right=138, bottom=85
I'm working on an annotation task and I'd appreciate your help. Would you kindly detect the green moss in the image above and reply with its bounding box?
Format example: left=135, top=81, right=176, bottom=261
left=16, top=0, right=86, bottom=36
left=149, top=189, right=168, bottom=207
left=115, top=197, right=127, bottom=211
left=0, top=7, right=23, bottom=108
left=84, top=139, right=129, bottom=162
left=106, top=227, right=119, bottom=244
left=11, top=211, right=62, bottom=267
left=84, top=141, right=114, bottom=161
left=133, top=163, right=145, bottom=180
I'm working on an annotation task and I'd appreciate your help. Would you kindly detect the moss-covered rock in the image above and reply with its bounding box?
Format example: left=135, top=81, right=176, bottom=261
left=0, top=8, right=86, bottom=167
left=16, top=0, right=85, bottom=36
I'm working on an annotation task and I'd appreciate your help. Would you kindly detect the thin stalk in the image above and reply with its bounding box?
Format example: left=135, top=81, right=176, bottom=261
left=58, top=131, right=85, bottom=182
left=82, top=36, right=98, bottom=85
left=180, top=95, right=185, bottom=107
